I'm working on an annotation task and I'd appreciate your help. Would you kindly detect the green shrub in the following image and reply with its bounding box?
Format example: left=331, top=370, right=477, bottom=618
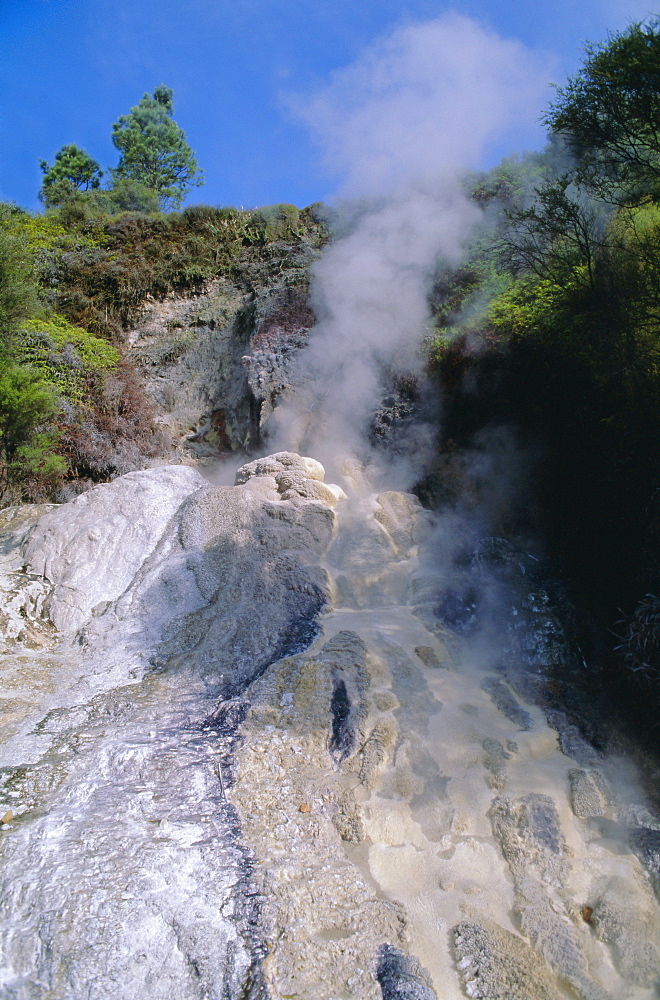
left=19, top=314, right=118, bottom=404
left=9, top=431, right=67, bottom=497
left=87, top=179, right=161, bottom=216
left=0, top=363, right=61, bottom=469
left=250, top=203, right=300, bottom=242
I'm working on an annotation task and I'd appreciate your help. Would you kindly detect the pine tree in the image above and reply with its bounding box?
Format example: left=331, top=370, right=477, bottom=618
left=111, top=86, right=203, bottom=209
left=39, top=144, right=103, bottom=207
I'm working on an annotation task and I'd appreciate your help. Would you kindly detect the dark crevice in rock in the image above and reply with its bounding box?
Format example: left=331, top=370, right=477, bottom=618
left=329, top=678, right=353, bottom=759
left=629, top=826, right=660, bottom=887
left=376, top=944, right=437, bottom=1000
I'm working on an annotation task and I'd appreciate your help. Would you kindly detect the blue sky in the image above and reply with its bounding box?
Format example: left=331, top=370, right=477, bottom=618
left=0, top=0, right=655, bottom=211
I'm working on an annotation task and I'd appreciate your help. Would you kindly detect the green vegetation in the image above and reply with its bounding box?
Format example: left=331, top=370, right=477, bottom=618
left=0, top=221, right=64, bottom=495
left=36, top=202, right=323, bottom=341
left=427, top=19, right=660, bottom=726
left=0, top=366, right=64, bottom=484
left=88, top=178, right=161, bottom=215
left=39, top=145, right=103, bottom=208
left=0, top=189, right=324, bottom=500
left=111, top=86, right=203, bottom=209
left=22, top=315, right=119, bottom=402
left=37, top=85, right=201, bottom=214
left=0, top=205, right=125, bottom=498
left=546, top=20, right=660, bottom=202
left=252, top=203, right=301, bottom=241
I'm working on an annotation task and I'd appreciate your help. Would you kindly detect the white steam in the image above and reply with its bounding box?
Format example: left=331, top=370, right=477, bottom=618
left=299, top=12, right=551, bottom=198
left=271, top=13, right=552, bottom=482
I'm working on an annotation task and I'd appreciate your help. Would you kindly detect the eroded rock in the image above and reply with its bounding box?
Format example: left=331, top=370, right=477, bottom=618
left=591, top=876, right=660, bottom=987
left=480, top=677, right=533, bottom=730
left=454, top=920, right=563, bottom=1000
left=376, top=944, right=437, bottom=1000
left=568, top=769, right=605, bottom=819
left=18, top=455, right=342, bottom=705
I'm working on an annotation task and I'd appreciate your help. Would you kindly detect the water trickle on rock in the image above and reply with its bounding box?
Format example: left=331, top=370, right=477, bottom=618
left=0, top=453, right=658, bottom=999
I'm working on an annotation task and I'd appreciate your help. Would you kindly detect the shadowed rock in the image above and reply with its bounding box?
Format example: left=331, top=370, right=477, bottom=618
left=23, top=455, right=341, bottom=699
left=629, top=827, right=660, bottom=881
left=376, top=944, right=437, bottom=1000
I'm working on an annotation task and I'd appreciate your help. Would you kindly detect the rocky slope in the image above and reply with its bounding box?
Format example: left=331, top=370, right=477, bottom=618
left=0, top=453, right=659, bottom=999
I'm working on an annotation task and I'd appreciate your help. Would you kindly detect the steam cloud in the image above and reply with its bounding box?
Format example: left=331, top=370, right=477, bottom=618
left=271, top=13, right=552, bottom=483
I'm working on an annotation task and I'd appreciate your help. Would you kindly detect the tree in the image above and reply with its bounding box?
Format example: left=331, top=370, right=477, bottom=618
left=111, top=85, right=203, bottom=209
left=546, top=20, right=660, bottom=202
left=39, top=144, right=103, bottom=207
left=499, top=176, right=605, bottom=289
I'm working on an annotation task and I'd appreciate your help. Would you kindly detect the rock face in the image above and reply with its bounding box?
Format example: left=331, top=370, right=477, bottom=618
left=1, top=453, right=660, bottom=1000
left=127, top=245, right=321, bottom=458
left=0, top=453, right=340, bottom=999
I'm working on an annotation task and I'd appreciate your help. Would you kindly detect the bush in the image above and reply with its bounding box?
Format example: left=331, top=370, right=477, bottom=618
left=250, top=203, right=300, bottom=242
left=0, top=363, right=62, bottom=481
left=87, top=179, right=161, bottom=215
left=9, top=431, right=67, bottom=498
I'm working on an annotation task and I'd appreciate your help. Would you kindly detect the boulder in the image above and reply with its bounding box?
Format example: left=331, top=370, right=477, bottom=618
left=23, top=465, right=205, bottom=632
left=23, top=454, right=341, bottom=695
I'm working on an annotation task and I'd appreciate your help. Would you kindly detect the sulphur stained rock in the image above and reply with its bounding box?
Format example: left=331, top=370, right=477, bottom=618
left=480, top=676, right=534, bottom=730
left=490, top=795, right=611, bottom=1000
left=482, top=737, right=518, bottom=791
left=6, top=449, right=660, bottom=1000
left=326, top=492, right=428, bottom=609
left=229, top=629, right=412, bottom=1000
left=374, top=490, right=433, bottom=554
left=590, top=876, right=660, bottom=987
left=226, top=483, right=461, bottom=999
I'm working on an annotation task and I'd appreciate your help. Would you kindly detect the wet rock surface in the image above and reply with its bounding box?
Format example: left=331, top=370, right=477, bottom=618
left=23, top=465, right=204, bottom=632
left=454, top=920, right=564, bottom=1000
left=569, top=768, right=606, bottom=818
left=376, top=944, right=437, bottom=1000
left=1, top=454, right=660, bottom=999
left=480, top=676, right=533, bottom=730
left=0, top=453, right=340, bottom=998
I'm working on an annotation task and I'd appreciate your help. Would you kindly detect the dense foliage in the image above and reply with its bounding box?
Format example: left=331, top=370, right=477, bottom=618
left=427, top=20, right=660, bottom=729
left=546, top=20, right=660, bottom=203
